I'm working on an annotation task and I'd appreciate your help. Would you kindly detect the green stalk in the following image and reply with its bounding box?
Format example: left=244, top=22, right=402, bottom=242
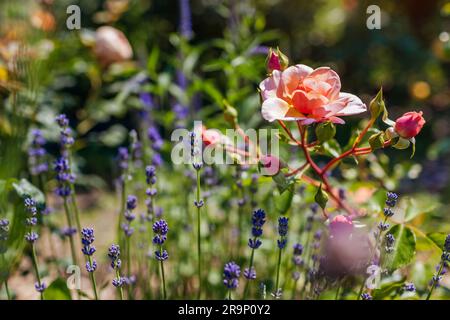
left=31, top=245, right=44, bottom=300
left=275, top=247, right=283, bottom=297
left=335, top=281, right=342, bottom=300
left=87, top=255, right=99, bottom=300
left=126, top=236, right=132, bottom=299
left=63, top=197, right=78, bottom=266
left=4, top=279, right=10, bottom=300
left=195, top=168, right=202, bottom=299
left=116, top=269, right=124, bottom=300
left=426, top=259, right=445, bottom=300
left=243, top=242, right=256, bottom=299
left=159, top=247, right=167, bottom=299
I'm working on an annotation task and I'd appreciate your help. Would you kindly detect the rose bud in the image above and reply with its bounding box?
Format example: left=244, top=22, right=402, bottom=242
left=329, top=215, right=353, bottom=238
left=259, top=154, right=284, bottom=176
left=94, top=26, right=133, bottom=67
left=266, top=48, right=289, bottom=73
left=394, top=111, right=425, bottom=139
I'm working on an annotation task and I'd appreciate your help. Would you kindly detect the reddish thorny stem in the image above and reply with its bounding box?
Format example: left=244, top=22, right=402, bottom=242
left=217, top=117, right=392, bottom=217
left=287, top=118, right=392, bottom=217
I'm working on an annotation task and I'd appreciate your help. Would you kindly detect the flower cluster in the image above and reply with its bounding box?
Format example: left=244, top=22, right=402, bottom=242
left=24, top=197, right=39, bottom=243
left=0, top=219, right=9, bottom=254
left=385, top=233, right=395, bottom=253
left=81, top=228, right=97, bottom=272
left=118, top=147, right=129, bottom=173
left=147, top=126, right=164, bottom=166
left=153, top=219, right=169, bottom=261
left=277, top=217, right=289, bottom=249
left=378, top=192, right=398, bottom=232
left=223, top=261, right=241, bottom=290
left=56, top=114, right=74, bottom=149
left=122, top=195, right=137, bottom=237
left=145, top=165, right=158, bottom=218
left=108, top=244, right=123, bottom=287
left=28, top=129, right=48, bottom=176
left=248, top=209, right=266, bottom=249
left=54, top=156, right=74, bottom=197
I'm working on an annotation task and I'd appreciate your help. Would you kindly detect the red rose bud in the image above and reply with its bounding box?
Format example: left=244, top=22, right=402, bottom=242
left=266, top=48, right=289, bottom=73
left=329, top=215, right=353, bottom=238
left=394, top=111, right=425, bottom=139
left=267, top=48, right=281, bottom=72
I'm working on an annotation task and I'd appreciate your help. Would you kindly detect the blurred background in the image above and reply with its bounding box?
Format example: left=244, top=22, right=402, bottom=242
left=0, top=0, right=449, bottom=299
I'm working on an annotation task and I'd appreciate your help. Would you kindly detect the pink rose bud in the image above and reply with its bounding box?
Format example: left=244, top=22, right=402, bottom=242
left=329, top=215, right=353, bottom=237
left=259, top=154, right=283, bottom=176
left=394, top=111, right=425, bottom=139
left=267, top=48, right=281, bottom=73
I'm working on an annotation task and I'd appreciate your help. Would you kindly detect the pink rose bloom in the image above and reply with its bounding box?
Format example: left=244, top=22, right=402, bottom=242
left=259, top=65, right=366, bottom=124
left=394, top=111, right=425, bottom=139
left=94, top=26, right=133, bottom=67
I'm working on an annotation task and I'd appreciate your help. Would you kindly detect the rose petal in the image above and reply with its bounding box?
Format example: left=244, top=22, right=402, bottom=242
left=261, top=97, right=305, bottom=122
left=305, top=67, right=341, bottom=100
left=333, top=92, right=366, bottom=116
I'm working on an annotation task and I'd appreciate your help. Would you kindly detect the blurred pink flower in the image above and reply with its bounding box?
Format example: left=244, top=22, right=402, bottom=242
left=94, top=26, right=133, bottom=66
left=329, top=215, right=353, bottom=237
left=259, top=65, right=366, bottom=124
left=394, top=111, right=425, bottom=139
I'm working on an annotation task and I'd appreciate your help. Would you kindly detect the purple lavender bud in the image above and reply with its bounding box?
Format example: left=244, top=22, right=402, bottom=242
left=112, top=277, right=124, bottom=288
left=152, top=219, right=169, bottom=236
left=118, top=147, right=129, bottom=171
left=35, top=282, right=47, bottom=293
left=361, top=292, right=372, bottom=300
left=278, top=217, right=289, bottom=237
left=56, top=114, right=69, bottom=128
left=86, top=259, right=97, bottom=273
left=25, top=232, right=39, bottom=243
left=223, top=261, right=240, bottom=289
left=147, top=126, right=163, bottom=151
left=179, top=0, right=193, bottom=39
left=108, top=244, right=121, bottom=269
left=154, top=250, right=169, bottom=261
left=444, top=234, right=450, bottom=252
left=126, top=195, right=138, bottom=211
left=386, top=192, right=398, bottom=207
left=293, top=243, right=304, bottom=256
left=140, top=92, right=154, bottom=109
left=248, top=238, right=262, bottom=249
left=403, top=282, right=416, bottom=292
left=244, top=267, right=256, bottom=280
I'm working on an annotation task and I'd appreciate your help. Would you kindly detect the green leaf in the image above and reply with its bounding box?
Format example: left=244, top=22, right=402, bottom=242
left=320, top=139, right=342, bottom=158
left=314, top=184, right=328, bottom=210
left=404, top=197, right=437, bottom=222
left=274, top=185, right=294, bottom=214
left=369, top=88, right=385, bottom=120
left=372, top=279, right=405, bottom=300
left=12, top=179, right=45, bottom=208
left=426, top=232, right=447, bottom=251
left=382, top=225, right=416, bottom=272
left=271, top=169, right=295, bottom=194
left=44, top=278, right=72, bottom=300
